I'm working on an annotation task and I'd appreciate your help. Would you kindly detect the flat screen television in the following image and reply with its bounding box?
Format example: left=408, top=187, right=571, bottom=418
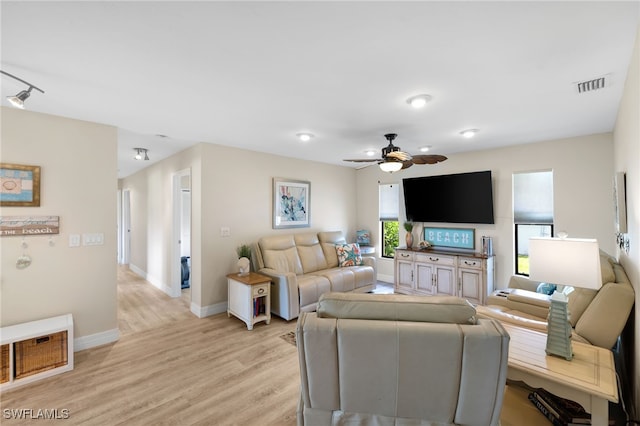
left=403, top=170, right=495, bottom=224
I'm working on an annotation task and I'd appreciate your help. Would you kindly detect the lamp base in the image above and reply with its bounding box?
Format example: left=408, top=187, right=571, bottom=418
left=545, top=292, right=573, bottom=361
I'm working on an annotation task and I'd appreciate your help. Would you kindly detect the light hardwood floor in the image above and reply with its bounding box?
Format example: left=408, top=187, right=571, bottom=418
left=0, top=266, right=548, bottom=425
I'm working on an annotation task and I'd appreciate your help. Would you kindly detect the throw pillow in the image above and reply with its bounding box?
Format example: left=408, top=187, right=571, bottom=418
left=536, top=282, right=557, bottom=295
left=335, top=243, right=363, bottom=267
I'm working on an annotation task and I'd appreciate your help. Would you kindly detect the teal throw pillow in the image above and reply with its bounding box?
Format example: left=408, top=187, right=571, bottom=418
left=336, top=243, right=363, bottom=267
left=536, top=282, right=557, bottom=295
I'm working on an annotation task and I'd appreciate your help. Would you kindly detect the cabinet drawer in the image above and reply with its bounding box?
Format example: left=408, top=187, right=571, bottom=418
left=395, top=251, right=414, bottom=261
left=252, top=285, right=268, bottom=297
left=415, top=253, right=455, bottom=266
left=459, top=257, right=482, bottom=269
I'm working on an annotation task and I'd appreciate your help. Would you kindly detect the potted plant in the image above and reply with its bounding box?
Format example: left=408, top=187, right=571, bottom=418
left=236, top=244, right=252, bottom=276
left=404, top=222, right=414, bottom=248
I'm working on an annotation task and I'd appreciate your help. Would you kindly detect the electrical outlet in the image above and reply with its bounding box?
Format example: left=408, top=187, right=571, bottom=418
left=220, top=227, right=230, bottom=237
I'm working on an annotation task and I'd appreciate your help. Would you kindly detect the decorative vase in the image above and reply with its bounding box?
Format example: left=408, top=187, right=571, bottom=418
left=238, top=257, right=250, bottom=276
left=405, top=232, right=414, bottom=249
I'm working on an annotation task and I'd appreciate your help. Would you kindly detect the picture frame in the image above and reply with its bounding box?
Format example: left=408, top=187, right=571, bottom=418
left=614, top=171, right=627, bottom=234
left=273, top=178, right=310, bottom=229
left=0, top=163, right=41, bottom=207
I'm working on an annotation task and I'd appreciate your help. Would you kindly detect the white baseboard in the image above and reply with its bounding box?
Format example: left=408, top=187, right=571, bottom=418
left=377, top=273, right=394, bottom=283
left=74, top=328, right=120, bottom=352
left=191, top=301, right=227, bottom=318
left=128, top=263, right=146, bottom=279
left=129, top=263, right=179, bottom=297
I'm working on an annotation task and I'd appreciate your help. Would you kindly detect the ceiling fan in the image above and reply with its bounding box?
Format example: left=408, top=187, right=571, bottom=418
left=344, top=133, right=447, bottom=172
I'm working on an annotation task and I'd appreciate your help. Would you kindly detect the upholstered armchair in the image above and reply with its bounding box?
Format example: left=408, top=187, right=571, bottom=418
left=296, top=292, right=510, bottom=426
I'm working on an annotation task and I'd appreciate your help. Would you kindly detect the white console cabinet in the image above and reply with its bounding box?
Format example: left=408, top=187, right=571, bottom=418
left=394, top=248, right=494, bottom=305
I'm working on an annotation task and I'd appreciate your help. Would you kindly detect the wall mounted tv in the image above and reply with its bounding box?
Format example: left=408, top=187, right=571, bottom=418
left=403, top=170, right=495, bottom=224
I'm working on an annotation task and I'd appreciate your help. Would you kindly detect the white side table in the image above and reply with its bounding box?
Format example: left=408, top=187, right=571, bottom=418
left=227, top=272, right=271, bottom=330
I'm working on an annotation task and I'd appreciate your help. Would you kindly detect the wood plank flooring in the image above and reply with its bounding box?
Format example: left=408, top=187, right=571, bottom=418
left=0, top=266, right=548, bottom=425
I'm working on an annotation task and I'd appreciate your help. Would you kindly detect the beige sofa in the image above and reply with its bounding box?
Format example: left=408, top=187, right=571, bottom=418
left=477, top=251, right=634, bottom=349
left=255, top=231, right=376, bottom=320
left=296, top=292, right=510, bottom=426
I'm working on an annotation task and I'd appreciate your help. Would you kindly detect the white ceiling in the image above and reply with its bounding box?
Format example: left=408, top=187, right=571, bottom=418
left=1, top=1, right=638, bottom=178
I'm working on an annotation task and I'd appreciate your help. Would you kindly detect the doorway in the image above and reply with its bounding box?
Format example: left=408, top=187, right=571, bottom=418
left=118, top=189, right=131, bottom=265
left=171, top=169, right=192, bottom=303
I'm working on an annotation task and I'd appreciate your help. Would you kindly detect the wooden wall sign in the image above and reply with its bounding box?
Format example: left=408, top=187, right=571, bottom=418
left=423, top=227, right=475, bottom=250
left=0, top=216, right=60, bottom=237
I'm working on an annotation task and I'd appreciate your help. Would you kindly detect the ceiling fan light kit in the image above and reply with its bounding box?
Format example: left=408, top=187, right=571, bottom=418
left=379, top=161, right=403, bottom=173
left=1, top=70, right=45, bottom=109
left=343, top=133, right=447, bottom=173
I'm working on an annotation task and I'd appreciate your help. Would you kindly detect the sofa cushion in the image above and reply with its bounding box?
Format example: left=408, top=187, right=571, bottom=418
left=336, top=243, right=363, bottom=267
left=295, top=233, right=328, bottom=273
left=563, top=286, right=598, bottom=327
left=318, top=231, right=347, bottom=268
left=317, top=293, right=477, bottom=324
left=298, top=275, right=331, bottom=311
left=314, top=268, right=356, bottom=293
left=259, top=235, right=304, bottom=274
left=600, top=253, right=616, bottom=284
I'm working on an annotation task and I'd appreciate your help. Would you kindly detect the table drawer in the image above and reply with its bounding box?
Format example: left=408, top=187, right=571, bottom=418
left=396, top=251, right=414, bottom=262
left=252, top=285, right=268, bottom=297
left=459, top=257, right=482, bottom=269
left=416, top=253, right=455, bottom=265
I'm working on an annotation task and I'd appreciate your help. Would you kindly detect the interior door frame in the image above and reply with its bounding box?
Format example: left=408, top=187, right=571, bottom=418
left=170, top=168, right=191, bottom=298
left=118, top=188, right=131, bottom=265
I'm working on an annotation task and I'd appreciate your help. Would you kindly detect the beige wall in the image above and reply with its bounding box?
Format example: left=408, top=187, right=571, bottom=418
left=120, top=142, right=357, bottom=314
left=0, top=108, right=118, bottom=343
left=357, top=133, right=615, bottom=284
left=613, top=23, right=640, bottom=418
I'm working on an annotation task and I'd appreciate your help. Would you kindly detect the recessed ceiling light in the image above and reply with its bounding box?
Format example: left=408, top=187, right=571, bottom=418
left=460, top=129, right=479, bottom=138
left=296, top=132, right=314, bottom=142
left=419, top=146, right=431, bottom=152
left=406, top=94, right=432, bottom=109
left=365, top=150, right=377, bottom=156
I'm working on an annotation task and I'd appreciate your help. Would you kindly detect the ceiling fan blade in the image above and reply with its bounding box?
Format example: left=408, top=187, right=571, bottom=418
left=401, top=161, right=413, bottom=170
left=343, top=158, right=382, bottom=163
left=386, top=151, right=412, bottom=162
left=410, top=154, right=448, bottom=165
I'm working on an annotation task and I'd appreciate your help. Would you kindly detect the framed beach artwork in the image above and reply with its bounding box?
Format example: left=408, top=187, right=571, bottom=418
left=0, top=163, right=41, bottom=207
left=273, top=178, right=310, bottom=229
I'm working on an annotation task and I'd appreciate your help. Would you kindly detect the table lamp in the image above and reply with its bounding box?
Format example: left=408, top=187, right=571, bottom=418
left=529, top=237, right=601, bottom=360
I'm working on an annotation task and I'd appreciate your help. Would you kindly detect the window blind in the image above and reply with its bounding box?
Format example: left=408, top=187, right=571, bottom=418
left=379, top=183, right=399, bottom=221
left=513, top=171, right=554, bottom=224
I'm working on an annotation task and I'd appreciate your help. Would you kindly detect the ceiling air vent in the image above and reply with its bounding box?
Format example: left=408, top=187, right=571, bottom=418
left=575, top=76, right=607, bottom=94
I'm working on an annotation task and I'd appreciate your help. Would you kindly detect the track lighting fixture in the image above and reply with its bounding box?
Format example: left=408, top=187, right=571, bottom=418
left=134, top=148, right=149, bottom=161
left=1, top=70, right=45, bottom=109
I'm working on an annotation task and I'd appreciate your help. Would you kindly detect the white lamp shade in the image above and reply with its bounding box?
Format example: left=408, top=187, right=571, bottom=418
left=529, top=237, right=601, bottom=290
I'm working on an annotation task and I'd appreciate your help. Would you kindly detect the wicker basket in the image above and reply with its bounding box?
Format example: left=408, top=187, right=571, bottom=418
left=1, top=344, right=9, bottom=383
left=14, top=331, right=68, bottom=379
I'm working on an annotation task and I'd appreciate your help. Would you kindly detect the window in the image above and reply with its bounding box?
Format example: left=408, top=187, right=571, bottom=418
left=513, top=171, right=554, bottom=276
left=379, top=183, right=399, bottom=258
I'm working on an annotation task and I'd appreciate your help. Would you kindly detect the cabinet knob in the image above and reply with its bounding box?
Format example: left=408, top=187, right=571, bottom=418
left=429, top=257, right=439, bottom=262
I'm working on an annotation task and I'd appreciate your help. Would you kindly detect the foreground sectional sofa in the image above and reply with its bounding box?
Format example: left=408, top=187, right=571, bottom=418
left=255, top=231, right=376, bottom=320
left=296, top=292, right=509, bottom=426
